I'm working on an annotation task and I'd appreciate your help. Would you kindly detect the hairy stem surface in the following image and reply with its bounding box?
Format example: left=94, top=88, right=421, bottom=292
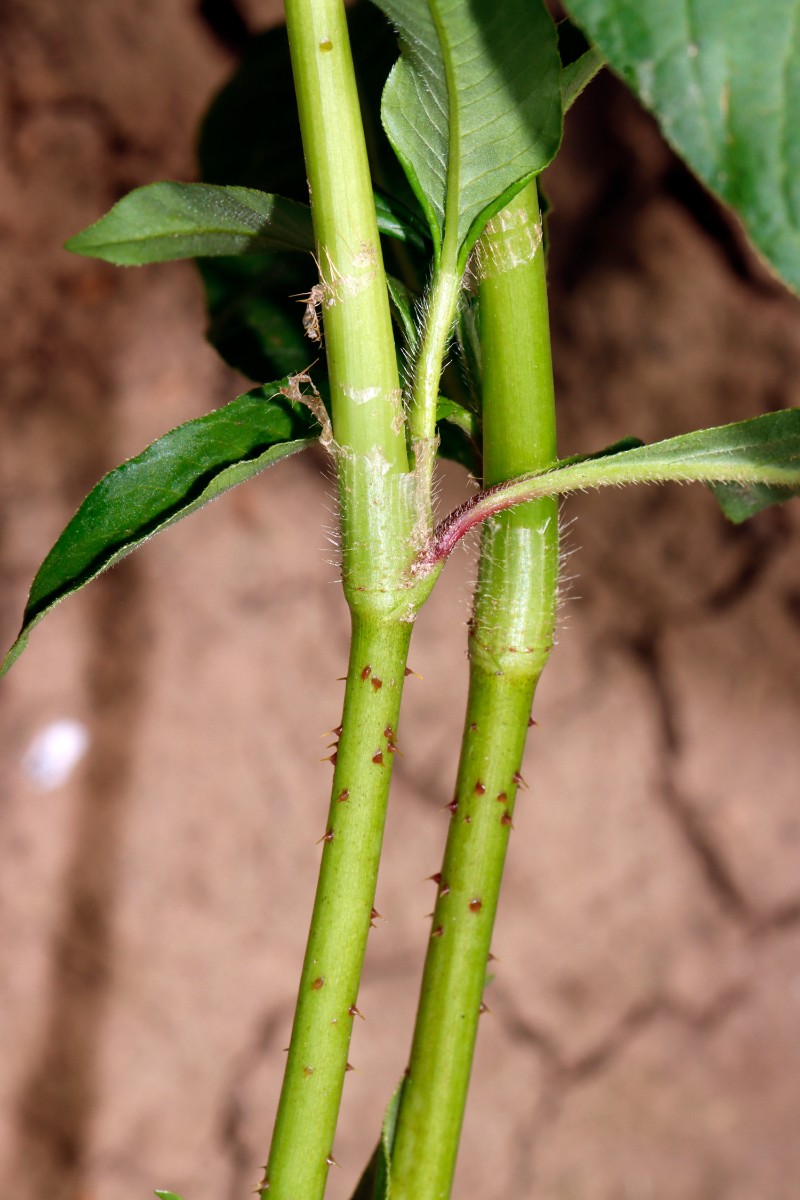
left=390, top=179, right=558, bottom=1200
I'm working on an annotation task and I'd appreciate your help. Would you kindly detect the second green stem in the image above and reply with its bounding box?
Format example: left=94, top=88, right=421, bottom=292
left=390, top=179, right=558, bottom=1200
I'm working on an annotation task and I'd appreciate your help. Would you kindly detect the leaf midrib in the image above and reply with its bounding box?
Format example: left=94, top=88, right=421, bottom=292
left=430, top=0, right=462, bottom=273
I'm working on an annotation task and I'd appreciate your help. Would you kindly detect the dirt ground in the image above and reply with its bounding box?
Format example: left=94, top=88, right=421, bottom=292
left=1, top=3, right=799, bottom=1199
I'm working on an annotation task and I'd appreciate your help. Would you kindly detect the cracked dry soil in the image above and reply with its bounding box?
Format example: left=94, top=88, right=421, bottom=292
left=1, top=3, right=799, bottom=1199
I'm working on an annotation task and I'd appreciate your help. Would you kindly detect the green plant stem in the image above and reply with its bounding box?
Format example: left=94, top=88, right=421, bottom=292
left=390, top=179, right=557, bottom=1200
left=267, top=4, right=429, bottom=1196
left=284, top=0, right=407, bottom=469
left=265, top=614, right=412, bottom=1198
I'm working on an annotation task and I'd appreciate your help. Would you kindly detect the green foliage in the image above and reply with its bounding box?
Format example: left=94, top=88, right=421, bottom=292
left=65, top=182, right=426, bottom=268
left=154, top=1192, right=184, bottom=1200
left=557, top=18, right=606, bottom=109
left=564, top=0, right=800, bottom=293
left=350, top=1079, right=405, bottom=1200
left=374, top=0, right=563, bottom=269
left=554, top=409, right=800, bottom=498
left=65, top=183, right=315, bottom=264
left=1, top=386, right=317, bottom=676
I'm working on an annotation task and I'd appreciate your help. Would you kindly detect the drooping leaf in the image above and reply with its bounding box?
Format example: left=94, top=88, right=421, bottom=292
left=1, top=385, right=319, bottom=676
left=375, top=0, right=564, bottom=270
left=350, top=1079, right=405, bottom=1200
left=66, top=183, right=315, bottom=265
left=563, top=0, right=800, bottom=293
left=426, top=410, right=800, bottom=564
left=557, top=19, right=606, bottom=110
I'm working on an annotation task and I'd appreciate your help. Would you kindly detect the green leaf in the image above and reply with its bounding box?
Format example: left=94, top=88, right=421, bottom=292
left=386, top=274, right=418, bottom=351
left=563, top=0, right=800, bottom=293
left=198, top=255, right=318, bottom=383
left=557, top=20, right=605, bottom=110
left=428, top=410, right=800, bottom=564
left=374, top=191, right=431, bottom=252
left=66, top=183, right=315, bottom=265
left=557, top=434, right=646, bottom=468
left=375, top=0, right=564, bottom=270
left=547, top=411, right=800, bottom=507
left=154, top=1192, right=184, bottom=1200
left=708, top=479, right=800, bottom=522
left=350, top=1079, right=405, bottom=1200
left=1, top=385, right=318, bottom=676
left=436, top=396, right=481, bottom=473
left=192, top=6, right=428, bottom=382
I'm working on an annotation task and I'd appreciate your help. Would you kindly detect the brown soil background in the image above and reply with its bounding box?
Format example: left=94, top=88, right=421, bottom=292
left=1, top=3, right=799, bottom=1199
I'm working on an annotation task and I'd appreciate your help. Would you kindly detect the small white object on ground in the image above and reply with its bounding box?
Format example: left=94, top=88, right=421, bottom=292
left=23, top=718, right=90, bottom=791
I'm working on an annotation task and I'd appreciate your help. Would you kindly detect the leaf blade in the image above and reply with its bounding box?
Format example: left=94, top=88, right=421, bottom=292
left=350, top=1079, right=405, bottom=1200
left=427, top=410, right=800, bottom=565
left=563, top=0, right=800, bottom=293
left=375, top=0, right=564, bottom=269
left=2, top=385, right=318, bottom=676
left=66, top=183, right=316, bottom=265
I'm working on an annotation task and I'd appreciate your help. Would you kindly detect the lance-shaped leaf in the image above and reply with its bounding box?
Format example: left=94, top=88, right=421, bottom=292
left=66, top=183, right=316, bottom=265
left=154, top=1192, right=184, bottom=1200
left=563, top=0, right=800, bottom=294
left=374, top=0, right=563, bottom=271
left=1, top=385, right=318, bottom=676
left=66, top=182, right=427, bottom=269
left=421, top=410, right=800, bottom=567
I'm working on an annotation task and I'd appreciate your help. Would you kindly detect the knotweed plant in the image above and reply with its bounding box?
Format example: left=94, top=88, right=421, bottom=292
left=4, top=2, right=800, bottom=1198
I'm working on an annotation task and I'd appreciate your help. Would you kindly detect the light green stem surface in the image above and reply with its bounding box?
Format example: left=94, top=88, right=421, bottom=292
left=265, top=615, right=412, bottom=1198
left=284, top=0, right=407, bottom=470
left=266, top=3, right=427, bottom=1196
left=390, top=179, right=558, bottom=1200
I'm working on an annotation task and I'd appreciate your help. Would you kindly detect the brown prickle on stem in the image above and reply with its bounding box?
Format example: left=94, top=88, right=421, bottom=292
left=371, top=676, right=383, bottom=691
left=372, top=750, right=384, bottom=765
left=426, top=872, right=442, bottom=885
left=316, top=828, right=335, bottom=844
left=512, top=770, right=528, bottom=788
left=469, top=898, right=482, bottom=912
left=444, top=798, right=458, bottom=814
left=325, top=1154, right=340, bottom=1168
left=311, top=976, right=325, bottom=990
left=431, top=924, right=444, bottom=938
left=474, top=780, right=486, bottom=795
left=337, top=788, right=350, bottom=803
left=500, top=812, right=514, bottom=828
left=496, top=791, right=507, bottom=804
left=348, top=1004, right=365, bottom=1020
left=361, top=665, right=372, bottom=680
